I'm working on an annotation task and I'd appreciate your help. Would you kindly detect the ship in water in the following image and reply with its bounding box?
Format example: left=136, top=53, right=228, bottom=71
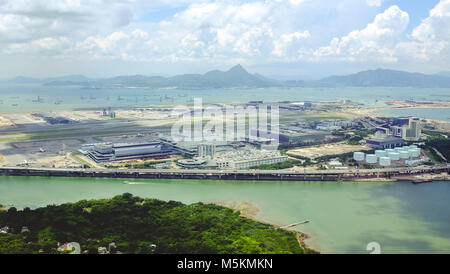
left=123, top=181, right=142, bottom=185
left=412, top=179, right=433, bottom=185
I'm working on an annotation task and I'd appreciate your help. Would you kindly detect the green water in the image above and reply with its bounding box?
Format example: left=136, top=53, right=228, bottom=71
left=0, top=176, right=449, bottom=254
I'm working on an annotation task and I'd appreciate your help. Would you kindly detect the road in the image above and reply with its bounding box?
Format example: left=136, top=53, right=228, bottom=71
left=1, top=164, right=449, bottom=181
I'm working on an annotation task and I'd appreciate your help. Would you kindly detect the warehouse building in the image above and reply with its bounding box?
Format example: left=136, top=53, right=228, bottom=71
left=87, top=142, right=178, bottom=163
left=231, top=155, right=288, bottom=170
left=365, top=136, right=405, bottom=149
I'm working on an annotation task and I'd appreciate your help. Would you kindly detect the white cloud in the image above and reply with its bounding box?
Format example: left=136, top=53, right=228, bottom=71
left=272, top=31, right=311, bottom=57
left=313, top=5, right=409, bottom=62
left=394, top=0, right=450, bottom=68
left=0, top=0, right=450, bottom=76
left=366, top=0, right=382, bottom=7
left=56, top=0, right=312, bottom=64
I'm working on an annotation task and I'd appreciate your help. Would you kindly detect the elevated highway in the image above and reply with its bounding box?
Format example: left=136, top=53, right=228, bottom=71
left=1, top=165, right=449, bottom=182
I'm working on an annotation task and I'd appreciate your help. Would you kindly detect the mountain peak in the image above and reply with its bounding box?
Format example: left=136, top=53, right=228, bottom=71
left=228, top=64, right=248, bottom=74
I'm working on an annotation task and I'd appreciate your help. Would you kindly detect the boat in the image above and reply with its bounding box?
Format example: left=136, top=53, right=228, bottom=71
left=412, top=179, right=433, bottom=184
left=123, top=181, right=141, bottom=185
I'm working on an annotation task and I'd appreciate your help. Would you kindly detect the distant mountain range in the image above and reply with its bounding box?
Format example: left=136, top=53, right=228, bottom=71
left=316, top=69, right=450, bottom=88
left=43, top=65, right=278, bottom=89
left=437, top=71, right=450, bottom=78
left=4, top=66, right=450, bottom=89
left=6, top=75, right=94, bottom=84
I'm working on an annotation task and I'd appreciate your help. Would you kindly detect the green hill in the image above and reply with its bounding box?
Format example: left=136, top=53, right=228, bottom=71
left=0, top=193, right=315, bottom=254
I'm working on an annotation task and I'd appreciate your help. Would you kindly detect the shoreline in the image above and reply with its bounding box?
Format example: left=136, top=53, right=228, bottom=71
left=1, top=171, right=448, bottom=183
left=2, top=178, right=449, bottom=254
left=210, top=201, right=317, bottom=253
left=2, top=165, right=449, bottom=182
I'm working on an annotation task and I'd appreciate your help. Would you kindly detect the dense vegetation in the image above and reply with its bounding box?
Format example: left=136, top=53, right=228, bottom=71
left=118, top=160, right=169, bottom=169
left=347, top=129, right=376, bottom=145
left=286, top=154, right=313, bottom=166
left=0, top=194, right=315, bottom=254
left=422, top=136, right=450, bottom=163
left=256, top=159, right=302, bottom=170
left=278, top=136, right=346, bottom=150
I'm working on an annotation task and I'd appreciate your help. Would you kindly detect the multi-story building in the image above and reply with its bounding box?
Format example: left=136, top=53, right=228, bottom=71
left=197, top=144, right=216, bottom=158
left=390, top=117, right=421, bottom=141
left=369, top=117, right=422, bottom=147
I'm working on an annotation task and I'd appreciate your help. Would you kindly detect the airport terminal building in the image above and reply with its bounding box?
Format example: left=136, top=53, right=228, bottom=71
left=85, top=142, right=178, bottom=162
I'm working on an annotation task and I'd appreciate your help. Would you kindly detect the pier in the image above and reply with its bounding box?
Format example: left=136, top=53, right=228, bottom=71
left=0, top=165, right=449, bottom=182
left=280, top=221, right=310, bottom=229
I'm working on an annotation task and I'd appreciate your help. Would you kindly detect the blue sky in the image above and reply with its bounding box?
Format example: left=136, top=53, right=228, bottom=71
left=0, top=0, right=449, bottom=79
left=382, top=0, right=439, bottom=33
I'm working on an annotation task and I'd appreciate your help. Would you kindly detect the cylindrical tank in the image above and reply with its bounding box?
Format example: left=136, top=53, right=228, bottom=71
left=409, top=148, right=420, bottom=158
left=375, top=150, right=387, bottom=157
left=388, top=152, right=400, bottom=161
left=379, top=157, right=391, bottom=167
left=353, top=152, right=365, bottom=161
left=400, top=151, right=410, bottom=159
left=386, top=149, right=395, bottom=153
left=409, top=145, right=418, bottom=149
left=366, top=154, right=378, bottom=164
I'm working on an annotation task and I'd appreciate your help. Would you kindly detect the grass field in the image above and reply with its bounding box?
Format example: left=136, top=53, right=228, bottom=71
left=70, top=153, right=95, bottom=168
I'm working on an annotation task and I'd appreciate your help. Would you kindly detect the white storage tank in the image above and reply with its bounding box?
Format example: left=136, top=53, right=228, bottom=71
left=353, top=152, right=365, bottom=162
left=388, top=152, right=400, bottom=161
left=385, top=149, right=395, bottom=153
left=366, top=154, right=378, bottom=164
left=409, top=145, right=418, bottom=149
left=409, top=148, right=420, bottom=158
left=379, top=157, right=391, bottom=167
left=400, top=151, right=410, bottom=159
left=375, top=150, right=387, bottom=157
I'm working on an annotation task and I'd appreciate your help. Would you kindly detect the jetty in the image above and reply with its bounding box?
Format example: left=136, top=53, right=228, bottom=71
left=280, top=221, right=309, bottom=229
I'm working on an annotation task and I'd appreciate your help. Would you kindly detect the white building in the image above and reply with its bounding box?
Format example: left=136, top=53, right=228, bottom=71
left=328, top=160, right=343, bottom=168
left=211, top=149, right=288, bottom=170
left=57, top=242, right=81, bottom=254
left=0, top=226, right=9, bottom=234
left=231, top=155, right=288, bottom=170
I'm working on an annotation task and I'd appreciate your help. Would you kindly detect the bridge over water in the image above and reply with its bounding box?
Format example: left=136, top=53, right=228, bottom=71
left=1, top=165, right=449, bottom=182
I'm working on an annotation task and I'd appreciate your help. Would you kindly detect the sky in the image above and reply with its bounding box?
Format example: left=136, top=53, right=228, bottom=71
left=0, top=0, right=448, bottom=79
